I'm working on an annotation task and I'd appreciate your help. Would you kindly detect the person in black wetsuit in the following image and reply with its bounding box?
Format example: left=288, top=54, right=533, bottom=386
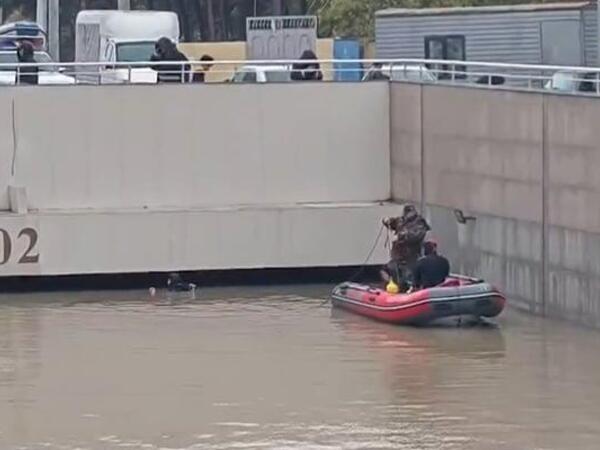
left=167, top=272, right=196, bottom=292
left=412, top=240, right=450, bottom=290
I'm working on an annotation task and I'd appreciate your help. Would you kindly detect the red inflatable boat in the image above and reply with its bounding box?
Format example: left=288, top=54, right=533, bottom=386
left=331, top=275, right=505, bottom=325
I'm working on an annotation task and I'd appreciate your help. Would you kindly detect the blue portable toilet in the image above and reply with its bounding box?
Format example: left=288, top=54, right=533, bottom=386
left=333, top=38, right=363, bottom=82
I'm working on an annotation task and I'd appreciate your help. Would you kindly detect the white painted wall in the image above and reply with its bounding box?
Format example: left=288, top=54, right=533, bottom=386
left=0, top=203, right=399, bottom=276
left=4, top=83, right=390, bottom=211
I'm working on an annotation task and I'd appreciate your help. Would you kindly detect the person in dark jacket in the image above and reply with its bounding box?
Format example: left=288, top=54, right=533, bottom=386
left=192, top=54, right=214, bottom=83
left=291, top=49, right=323, bottom=81
left=380, top=204, right=431, bottom=290
left=412, top=240, right=450, bottom=289
left=365, top=62, right=389, bottom=81
left=150, top=37, right=190, bottom=83
left=16, top=41, right=38, bottom=85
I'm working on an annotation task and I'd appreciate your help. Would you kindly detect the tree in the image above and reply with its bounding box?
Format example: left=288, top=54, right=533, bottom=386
left=2, top=0, right=36, bottom=23
left=311, top=0, right=552, bottom=39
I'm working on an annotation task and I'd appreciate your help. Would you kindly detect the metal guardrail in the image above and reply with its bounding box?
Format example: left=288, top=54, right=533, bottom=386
left=2, top=58, right=600, bottom=95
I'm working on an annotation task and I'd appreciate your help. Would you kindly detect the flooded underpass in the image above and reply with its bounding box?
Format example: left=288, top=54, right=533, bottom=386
left=0, top=285, right=599, bottom=450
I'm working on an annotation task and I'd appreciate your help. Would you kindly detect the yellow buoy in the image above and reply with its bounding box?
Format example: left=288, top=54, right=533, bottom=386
left=386, top=280, right=399, bottom=294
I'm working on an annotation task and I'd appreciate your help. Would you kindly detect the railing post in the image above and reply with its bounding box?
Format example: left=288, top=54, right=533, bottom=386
left=128, top=65, right=132, bottom=84
left=596, top=72, right=599, bottom=95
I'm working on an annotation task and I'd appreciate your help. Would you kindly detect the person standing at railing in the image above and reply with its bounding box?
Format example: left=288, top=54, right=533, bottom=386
left=364, top=62, right=389, bottom=81
left=150, top=37, right=190, bottom=84
left=291, top=49, right=323, bottom=81
left=192, top=54, right=214, bottom=83
left=16, top=41, right=38, bottom=86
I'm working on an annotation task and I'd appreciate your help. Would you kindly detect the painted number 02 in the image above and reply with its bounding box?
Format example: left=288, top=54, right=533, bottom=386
left=0, top=228, right=40, bottom=265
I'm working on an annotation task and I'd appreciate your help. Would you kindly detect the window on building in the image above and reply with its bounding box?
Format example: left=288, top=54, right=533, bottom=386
left=424, top=35, right=466, bottom=80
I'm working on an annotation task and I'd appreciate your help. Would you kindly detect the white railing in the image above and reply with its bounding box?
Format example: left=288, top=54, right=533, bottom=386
left=2, top=58, right=600, bottom=95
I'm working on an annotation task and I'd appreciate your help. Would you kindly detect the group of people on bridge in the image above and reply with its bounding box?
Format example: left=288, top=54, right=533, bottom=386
left=150, top=36, right=323, bottom=84
left=380, top=204, right=450, bottom=293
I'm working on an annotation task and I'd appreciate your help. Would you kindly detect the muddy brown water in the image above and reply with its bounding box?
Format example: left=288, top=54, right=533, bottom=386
left=0, top=285, right=599, bottom=449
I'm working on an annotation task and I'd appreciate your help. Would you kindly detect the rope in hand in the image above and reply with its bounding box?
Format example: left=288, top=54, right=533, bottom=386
left=317, top=223, right=387, bottom=308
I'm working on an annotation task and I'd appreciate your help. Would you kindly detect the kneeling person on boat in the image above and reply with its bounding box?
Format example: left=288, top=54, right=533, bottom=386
left=412, top=240, right=450, bottom=289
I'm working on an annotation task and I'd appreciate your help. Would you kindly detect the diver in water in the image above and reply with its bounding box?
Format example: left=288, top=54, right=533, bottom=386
left=167, top=272, right=196, bottom=292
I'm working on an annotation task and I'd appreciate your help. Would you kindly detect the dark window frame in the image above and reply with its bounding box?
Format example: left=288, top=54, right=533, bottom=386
left=424, top=35, right=466, bottom=80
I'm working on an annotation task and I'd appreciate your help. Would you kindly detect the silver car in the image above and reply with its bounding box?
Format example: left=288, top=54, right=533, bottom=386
left=362, top=63, right=437, bottom=82
left=545, top=70, right=597, bottom=93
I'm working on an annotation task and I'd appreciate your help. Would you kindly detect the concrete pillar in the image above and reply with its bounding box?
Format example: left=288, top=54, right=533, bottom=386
left=272, top=0, right=283, bottom=15
left=8, top=186, right=28, bottom=215
left=48, top=0, right=59, bottom=60
left=36, top=0, right=48, bottom=32
left=37, top=0, right=59, bottom=59
left=118, top=0, right=131, bottom=10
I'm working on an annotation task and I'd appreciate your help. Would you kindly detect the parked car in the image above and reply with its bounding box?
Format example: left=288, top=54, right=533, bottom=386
left=544, top=70, right=597, bottom=93
left=231, top=65, right=292, bottom=83
left=362, top=63, right=437, bottom=82
left=0, top=50, right=75, bottom=85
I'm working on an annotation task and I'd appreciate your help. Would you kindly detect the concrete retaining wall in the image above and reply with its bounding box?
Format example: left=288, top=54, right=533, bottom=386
left=0, top=203, right=399, bottom=277
left=2, top=83, right=389, bottom=211
left=0, top=82, right=393, bottom=277
left=390, top=83, right=600, bottom=326
left=546, top=95, right=600, bottom=326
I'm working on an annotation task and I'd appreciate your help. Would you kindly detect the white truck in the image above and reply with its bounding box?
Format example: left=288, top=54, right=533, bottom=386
left=75, top=10, right=180, bottom=84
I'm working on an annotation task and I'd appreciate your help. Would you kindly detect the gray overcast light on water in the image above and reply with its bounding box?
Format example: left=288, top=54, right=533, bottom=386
left=0, top=285, right=599, bottom=449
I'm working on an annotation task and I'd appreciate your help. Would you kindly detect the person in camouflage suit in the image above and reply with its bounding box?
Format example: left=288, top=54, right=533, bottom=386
left=380, top=204, right=431, bottom=290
